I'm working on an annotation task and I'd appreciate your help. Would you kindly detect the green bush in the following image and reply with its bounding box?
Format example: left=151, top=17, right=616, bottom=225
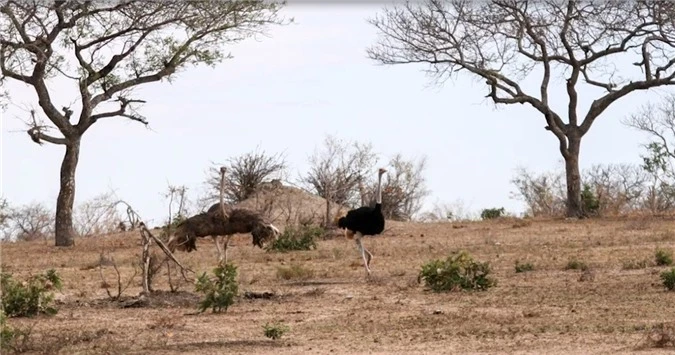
left=263, top=321, right=289, bottom=340
left=418, top=251, right=496, bottom=292
left=514, top=260, right=534, bottom=273
left=660, top=268, right=675, bottom=291
left=655, top=248, right=673, bottom=266
left=480, top=208, right=505, bottom=220
left=580, top=184, right=600, bottom=216
left=1, top=269, right=62, bottom=318
left=194, top=263, right=238, bottom=313
left=266, top=225, right=321, bottom=253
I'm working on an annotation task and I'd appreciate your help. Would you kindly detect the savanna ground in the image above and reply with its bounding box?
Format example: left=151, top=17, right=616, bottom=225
left=3, top=216, right=675, bottom=354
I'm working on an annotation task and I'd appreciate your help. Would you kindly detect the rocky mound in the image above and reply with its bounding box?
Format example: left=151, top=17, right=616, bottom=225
left=232, top=180, right=347, bottom=229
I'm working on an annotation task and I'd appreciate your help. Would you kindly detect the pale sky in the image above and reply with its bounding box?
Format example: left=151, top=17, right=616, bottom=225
left=1, top=4, right=664, bottom=226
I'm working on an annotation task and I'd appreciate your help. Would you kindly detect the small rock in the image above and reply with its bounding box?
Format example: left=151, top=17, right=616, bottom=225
left=433, top=309, right=443, bottom=315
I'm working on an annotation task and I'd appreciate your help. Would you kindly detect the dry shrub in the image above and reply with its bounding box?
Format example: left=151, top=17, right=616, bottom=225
left=512, top=162, right=675, bottom=218
left=2, top=202, right=53, bottom=241
left=510, top=165, right=567, bottom=218
left=417, top=199, right=476, bottom=222
left=303, top=135, right=430, bottom=223
left=302, top=134, right=378, bottom=211
left=73, top=192, right=124, bottom=237
left=276, top=264, right=314, bottom=280
left=369, top=154, right=430, bottom=221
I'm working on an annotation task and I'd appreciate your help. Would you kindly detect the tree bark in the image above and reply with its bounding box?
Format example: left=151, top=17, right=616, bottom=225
left=564, top=136, right=584, bottom=218
left=54, top=138, right=81, bottom=246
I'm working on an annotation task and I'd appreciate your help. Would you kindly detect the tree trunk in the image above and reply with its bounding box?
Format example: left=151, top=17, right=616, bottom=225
left=54, top=139, right=81, bottom=246
left=564, top=136, right=584, bottom=218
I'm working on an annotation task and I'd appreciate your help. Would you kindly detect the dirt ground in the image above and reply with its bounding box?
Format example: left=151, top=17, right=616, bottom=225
left=4, top=216, right=675, bottom=354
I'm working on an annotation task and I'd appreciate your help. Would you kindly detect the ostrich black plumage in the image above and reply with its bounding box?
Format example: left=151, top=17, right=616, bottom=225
left=337, top=167, right=387, bottom=275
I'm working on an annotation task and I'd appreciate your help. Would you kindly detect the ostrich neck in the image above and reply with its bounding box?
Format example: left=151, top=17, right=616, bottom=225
left=376, top=174, right=382, bottom=205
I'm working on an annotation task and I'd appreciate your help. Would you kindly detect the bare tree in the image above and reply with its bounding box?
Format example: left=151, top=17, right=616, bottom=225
left=0, top=1, right=289, bottom=246
left=624, top=93, right=675, bottom=212
left=6, top=202, right=54, bottom=241
left=163, top=184, right=189, bottom=225
left=367, top=0, right=675, bottom=218
left=206, top=149, right=287, bottom=204
left=625, top=94, right=675, bottom=181
left=363, top=154, right=430, bottom=221
left=302, top=135, right=378, bottom=224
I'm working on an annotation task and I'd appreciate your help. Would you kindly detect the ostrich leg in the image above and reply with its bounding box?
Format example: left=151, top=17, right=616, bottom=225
left=220, top=235, right=232, bottom=265
left=355, top=233, right=371, bottom=275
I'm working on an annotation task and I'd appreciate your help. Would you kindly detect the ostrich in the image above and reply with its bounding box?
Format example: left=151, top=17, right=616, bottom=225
left=337, top=167, right=387, bottom=275
left=167, top=203, right=281, bottom=264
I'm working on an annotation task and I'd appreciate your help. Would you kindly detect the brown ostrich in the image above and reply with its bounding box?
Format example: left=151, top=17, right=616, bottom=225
left=167, top=203, right=280, bottom=264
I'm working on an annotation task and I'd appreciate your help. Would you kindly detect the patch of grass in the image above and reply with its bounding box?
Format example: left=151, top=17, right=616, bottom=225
left=621, top=258, right=649, bottom=270
left=1, top=269, right=62, bottom=318
left=514, top=260, right=535, bottom=273
left=263, top=321, right=289, bottom=340
left=655, top=248, right=673, bottom=266
left=638, top=322, right=675, bottom=349
left=1, top=310, right=34, bottom=353
left=418, top=250, right=496, bottom=292
left=511, top=219, right=532, bottom=228
left=660, top=267, right=675, bottom=291
left=564, top=258, right=588, bottom=271
left=276, top=264, right=314, bottom=280
left=266, top=225, right=321, bottom=253
left=194, top=263, right=238, bottom=313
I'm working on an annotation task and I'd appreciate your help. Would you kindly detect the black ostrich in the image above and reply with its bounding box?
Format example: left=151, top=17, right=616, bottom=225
left=337, top=167, right=387, bottom=275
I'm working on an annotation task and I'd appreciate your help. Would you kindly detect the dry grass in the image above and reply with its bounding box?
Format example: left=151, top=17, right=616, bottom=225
left=4, top=216, right=675, bottom=354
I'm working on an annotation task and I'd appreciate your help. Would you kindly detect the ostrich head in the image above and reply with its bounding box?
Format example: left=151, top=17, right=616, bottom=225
left=166, top=226, right=197, bottom=253
left=251, top=223, right=281, bottom=248
left=378, top=167, right=387, bottom=176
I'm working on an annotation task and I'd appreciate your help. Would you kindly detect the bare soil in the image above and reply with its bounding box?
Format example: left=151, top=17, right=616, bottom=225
left=4, top=216, right=675, bottom=354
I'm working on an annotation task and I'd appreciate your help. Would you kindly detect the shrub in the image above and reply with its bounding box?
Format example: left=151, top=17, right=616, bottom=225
left=480, top=207, right=505, bottom=220
left=0, top=310, right=32, bottom=353
left=194, top=263, right=238, bottom=313
left=580, top=183, right=600, bottom=216
left=263, top=321, right=289, bottom=340
left=514, top=260, right=534, bottom=273
left=418, top=251, right=496, bottom=292
left=655, top=248, right=673, bottom=266
left=1, top=269, right=62, bottom=317
left=661, top=268, right=675, bottom=291
left=564, top=258, right=588, bottom=271
left=266, top=225, right=321, bottom=252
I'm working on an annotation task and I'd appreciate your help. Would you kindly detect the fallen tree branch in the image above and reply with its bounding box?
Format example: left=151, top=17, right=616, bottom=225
left=110, top=199, right=195, bottom=293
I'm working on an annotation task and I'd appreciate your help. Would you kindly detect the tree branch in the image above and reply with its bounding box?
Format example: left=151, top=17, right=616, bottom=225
left=80, top=97, right=148, bottom=132
left=581, top=75, right=675, bottom=134
left=26, top=110, right=69, bottom=145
